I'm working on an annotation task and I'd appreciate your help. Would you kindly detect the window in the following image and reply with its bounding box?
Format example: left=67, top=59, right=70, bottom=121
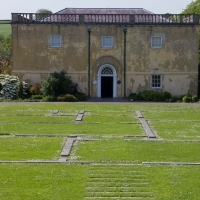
left=50, top=35, right=62, bottom=48
left=102, top=36, right=113, bottom=48
left=151, top=36, right=162, bottom=48
left=151, top=75, right=162, bottom=88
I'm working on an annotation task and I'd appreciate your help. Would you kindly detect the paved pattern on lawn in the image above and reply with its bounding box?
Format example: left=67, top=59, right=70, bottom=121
left=84, top=165, right=153, bottom=199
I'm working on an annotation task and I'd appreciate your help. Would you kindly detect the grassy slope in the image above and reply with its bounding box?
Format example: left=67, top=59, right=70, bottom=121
left=0, top=23, right=11, bottom=37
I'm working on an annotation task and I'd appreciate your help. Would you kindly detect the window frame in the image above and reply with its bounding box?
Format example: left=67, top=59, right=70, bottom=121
left=102, top=36, right=113, bottom=48
left=50, top=35, right=62, bottom=48
left=150, top=74, right=162, bottom=89
left=151, top=36, right=163, bottom=49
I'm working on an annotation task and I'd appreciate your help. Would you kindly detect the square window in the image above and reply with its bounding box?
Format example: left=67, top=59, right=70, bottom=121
left=151, top=36, right=162, bottom=48
left=151, top=75, right=162, bottom=88
left=50, top=35, right=62, bottom=48
left=102, top=36, right=113, bottom=48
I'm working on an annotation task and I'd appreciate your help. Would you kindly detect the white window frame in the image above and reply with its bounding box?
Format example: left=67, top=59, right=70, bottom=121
left=102, top=36, right=113, bottom=48
left=150, top=74, right=162, bottom=89
left=151, top=36, right=162, bottom=48
left=50, top=35, right=62, bottom=48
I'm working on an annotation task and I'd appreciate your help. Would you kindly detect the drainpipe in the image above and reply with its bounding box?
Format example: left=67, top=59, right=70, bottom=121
left=87, top=28, right=91, bottom=98
left=123, top=28, right=127, bottom=98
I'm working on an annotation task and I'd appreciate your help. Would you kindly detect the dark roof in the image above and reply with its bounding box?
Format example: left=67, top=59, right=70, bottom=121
left=55, top=8, right=154, bottom=15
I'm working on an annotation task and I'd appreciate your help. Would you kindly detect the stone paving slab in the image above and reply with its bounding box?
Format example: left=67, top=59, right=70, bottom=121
left=76, top=114, right=83, bottom=121
left=52, top=110, right=59, bottom=115
left=60, top=138, right=76, bottom=156
left=135, top=111, right=156, bottom=139
left=135, top=111, right=143, bottom=118
left=142, top=162, right=200, bottom=165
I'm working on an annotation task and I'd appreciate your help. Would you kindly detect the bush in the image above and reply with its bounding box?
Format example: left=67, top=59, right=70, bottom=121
left=41, top=70, right=74, bottom=96
left=163, top=91, right=172, bottom=99
left=192, top=95, right=198, bottom=102
left=152, top=92, right=165, bottom=102
left=31, top=95, right=43, bottom=100
left=75, top=93, right=87, bottom=101
left=0, top=74, right=27, bottom=99
left=42, top=95, right=56, bottom=102
left=182, top=95, right=191, bottom=103
left=29, top=84, right=42, bottom=95
left=57, top=96, right=65, bottom=102
left=64, top=94, right=77, bottom=102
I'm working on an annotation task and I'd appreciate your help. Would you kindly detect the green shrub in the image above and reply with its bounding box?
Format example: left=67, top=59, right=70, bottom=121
left=41, top=70, right=74, bottom=96
left=0, top=74, right=27, bottom=99
left=42, top=95, right=56, bottom=102
left=57, top=96, right=65, bottom=102
left=29, top=84, right=42, bottom=95
left=182, top=95, right=191, bottom=103
left=152, top=92, right=165, bottom=102
left=64, top=94, right=77, bottom=102
left=192, top=95, right=198, bottom=102
left=31, top=95, right=43, bottom=100
left=128, top=93, right=139, bottom=101
left=163, top=91, right=172, bottom=99
left=75, top=93, right=87, bottom=101
left=17, top=81, right=24, bottom=99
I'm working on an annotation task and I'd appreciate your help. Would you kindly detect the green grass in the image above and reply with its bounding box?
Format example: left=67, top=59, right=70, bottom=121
left=0, top=137, right=65, bottom=160
left=0, top=164, right=87, bottom=199
left=150, top=121, right=200, bottom=140
left=0, top=115, right=76, bottom=123
left=83, top=115, right=139, bottom=123
left=143, top=111, right=200, bottom=121
left=74, top=139, right=200, bottom=163
left=0, top=103, right=200, bottom=199
left=0, top=123, right=144, bottom=135
left=0, top=23, right=11, bottom=38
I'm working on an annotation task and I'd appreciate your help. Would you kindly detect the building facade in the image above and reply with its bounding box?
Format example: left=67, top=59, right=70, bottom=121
left=11, top=8, right=200, bottom=98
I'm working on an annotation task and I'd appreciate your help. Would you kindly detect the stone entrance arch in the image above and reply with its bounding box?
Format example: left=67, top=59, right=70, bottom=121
left=97, top=64, right=117, bottom=98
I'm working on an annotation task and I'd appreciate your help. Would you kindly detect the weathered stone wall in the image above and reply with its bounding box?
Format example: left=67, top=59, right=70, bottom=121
left=12, top=24, right=199, bottom=97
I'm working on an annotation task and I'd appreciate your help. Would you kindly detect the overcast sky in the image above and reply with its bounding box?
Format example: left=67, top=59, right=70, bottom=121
left=0, top=0, right=193, bottom=20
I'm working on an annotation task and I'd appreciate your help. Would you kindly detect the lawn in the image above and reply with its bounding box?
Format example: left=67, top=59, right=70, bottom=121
left=73, top=139, right=200, bottom=163
left=0, top=164, right=87, bottom=199
left=0, top=103, right=200, bottom=199
left=0, top=136, right=65, bottom=160
left=0, top=23, right=11, bottom=38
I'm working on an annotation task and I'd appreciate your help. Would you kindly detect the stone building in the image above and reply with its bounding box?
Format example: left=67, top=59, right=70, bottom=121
left=11, top=8, right=200, bottom=98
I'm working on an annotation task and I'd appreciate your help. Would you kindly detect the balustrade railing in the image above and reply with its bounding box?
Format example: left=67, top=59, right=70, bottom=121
left=12, top=13, right=200, bottom=25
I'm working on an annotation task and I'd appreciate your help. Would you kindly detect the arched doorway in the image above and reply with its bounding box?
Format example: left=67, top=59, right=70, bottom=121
left=97, top=64, right=117, bottom=98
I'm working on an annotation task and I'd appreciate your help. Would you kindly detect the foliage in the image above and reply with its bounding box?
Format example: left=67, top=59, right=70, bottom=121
left=182, top=95, right=191, bottom=103
left=63, top=94, right=76, bottom=102
left=35, top=9, right=52, bottom=20
left=0, top=59, right=12, bottom=75
left=75, top=92, right=87, bottom=101
left=182, top=0, right=200, bottom=14
left=29, top=84, right=42, bottom=95
left=192, top=95, right=198, bottom=102
left=0, top=34, right=12, bottom=59
left=31, top=94, right=43, bottom=100
left=17, top=81, right=24, bottom=99
left=128, top=90, right=168, bottom=102
left=0, top=32, right=5, bottom=43
left=0, top=74, right=27, bottom=99
left=41, top=95, right=56, bottom=102
left=41, top=70, right=74, bottom=96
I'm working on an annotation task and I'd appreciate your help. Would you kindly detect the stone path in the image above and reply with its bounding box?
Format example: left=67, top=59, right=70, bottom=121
left=135, top=111, right=156, bottom=138
left=59, top=136, right=77, bottom=162
left=84, top=165, right=153, bottom=199
left=76, top=110, right=85, bottom=121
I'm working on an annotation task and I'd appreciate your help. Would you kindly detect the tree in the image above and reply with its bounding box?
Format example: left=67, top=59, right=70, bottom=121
left=35, top=9, right=52, bottom=21
left=182, top=0, right=200, bottom=14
